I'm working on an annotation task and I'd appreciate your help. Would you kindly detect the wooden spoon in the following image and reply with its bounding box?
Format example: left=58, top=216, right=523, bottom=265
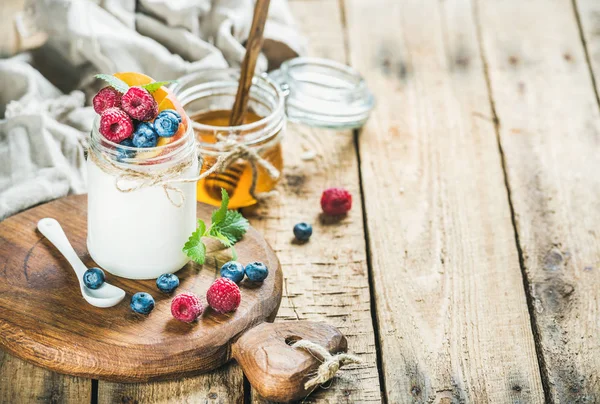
left=229, top=0, right=271, bottom=126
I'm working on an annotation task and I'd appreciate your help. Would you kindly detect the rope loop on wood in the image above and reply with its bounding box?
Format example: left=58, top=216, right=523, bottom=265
left=291, top=340, right=362, bottom=389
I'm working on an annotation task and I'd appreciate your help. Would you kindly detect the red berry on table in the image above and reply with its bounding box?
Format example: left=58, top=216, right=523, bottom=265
left=121, top=86, right=158, bottom=121
left=93, top=86, right=121, bottom=114
left=206, top=278, right=241, bottom=313
left=321, top=187, right=352, bottom=216
left=99, top=107, right=134, bottom=143
left=171, top=292, right=204, bottom=323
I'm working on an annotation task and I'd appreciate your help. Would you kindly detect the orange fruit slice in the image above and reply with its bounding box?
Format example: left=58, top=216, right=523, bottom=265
left=158, top=89, right=188, bottom=130
left=113, top=72, right=154, bottom=87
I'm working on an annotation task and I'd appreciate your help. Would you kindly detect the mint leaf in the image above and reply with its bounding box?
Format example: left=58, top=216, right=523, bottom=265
left=182, top=189, right=248, bottom=266
left=212, top=210, right=249, bottom=245
left=211, top=188, right=230, bottom=226
left=231, top=246, right=238, bottom=261
left=196, top=219, right=207, bottom=236
left=95, top=74, right=129, bottom=93
left=208, top=231, right=233, bottom=248
left=183, top=220, right=207, bottom=265
left=141, top=81, right=176, bottom=93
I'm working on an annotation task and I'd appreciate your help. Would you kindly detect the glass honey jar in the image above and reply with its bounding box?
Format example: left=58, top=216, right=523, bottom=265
left=174, top=58, right=374, bottom=208
left=174, top=69, right=285, bottom=208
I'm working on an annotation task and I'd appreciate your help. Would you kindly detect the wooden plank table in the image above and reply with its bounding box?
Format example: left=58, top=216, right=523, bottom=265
left=1, top=0, right=599, bottom=402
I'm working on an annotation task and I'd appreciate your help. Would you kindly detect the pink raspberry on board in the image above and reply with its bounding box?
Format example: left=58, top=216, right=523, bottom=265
left=121, top=86, right=158, bottom=121
left=321, top=187, right=352, bottom=216
left=171, top=292, right=204, bottom=323
left=93, top=86, right=122, bottom=114
left=206, top=278, right=241, bottom=314
left=99, top=107, right=133, bottom=143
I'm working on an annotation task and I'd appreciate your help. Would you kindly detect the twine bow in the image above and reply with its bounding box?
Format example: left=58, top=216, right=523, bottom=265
left=291, top=340, right=362, bottom=390
left=89, top=132, right=281, bottom=207
left=214, top=133, right=280, bottom=200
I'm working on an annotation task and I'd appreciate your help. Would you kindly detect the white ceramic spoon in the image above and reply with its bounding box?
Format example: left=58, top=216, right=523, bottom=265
left=37, top=218, right=126, bottom=308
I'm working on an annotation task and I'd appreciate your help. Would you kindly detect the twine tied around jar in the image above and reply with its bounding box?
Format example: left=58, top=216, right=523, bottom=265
left=88, top=132, right=281, bottom=207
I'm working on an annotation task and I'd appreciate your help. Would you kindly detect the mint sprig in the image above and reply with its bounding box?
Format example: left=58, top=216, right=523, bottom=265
left=95, top=74, right=129, bottom=93
left=183, top=189, right=249, bottom=265
left=142, top=81, right=176, bottom=93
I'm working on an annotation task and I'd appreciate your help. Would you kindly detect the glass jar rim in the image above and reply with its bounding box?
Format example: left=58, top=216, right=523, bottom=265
left=282, top=57, right=369, bottom=97
left=270, top=56, right=375, bottom=129
left=173, top=69, right=285, bottom=140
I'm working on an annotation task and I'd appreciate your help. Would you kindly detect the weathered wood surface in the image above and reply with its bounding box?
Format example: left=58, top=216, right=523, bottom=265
left=0, top=350, right=91, bottom=404
left=4, top=0, right=600, bottom=402
left=249, top=1, right=382, bottom=402
left=344, top=0, right=545, bottom=402
left=99, top=364, right=244, bottom=404
left=477, top=0, right=600, bottom=401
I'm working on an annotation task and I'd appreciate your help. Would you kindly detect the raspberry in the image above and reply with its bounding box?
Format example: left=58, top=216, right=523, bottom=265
left=206, top=278, right=241, bottom=313
left=99, top=107, right=134, bottom=143
left=171, top=292, right=204, bottom=322
left=93, top=86, right=121, bottom=114
left=321, top=187, right=352, bottom=216
left=121, top=86, right=158, bottom=121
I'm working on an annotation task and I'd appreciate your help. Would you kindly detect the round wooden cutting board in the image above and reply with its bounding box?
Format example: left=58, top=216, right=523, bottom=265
left=0, top=194, right=281, bottom=380
left=0, top=195, right=348, bottom=402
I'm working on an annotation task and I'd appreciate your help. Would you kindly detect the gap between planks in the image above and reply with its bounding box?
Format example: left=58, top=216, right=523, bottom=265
left=471, top=0, right=550, bottom=401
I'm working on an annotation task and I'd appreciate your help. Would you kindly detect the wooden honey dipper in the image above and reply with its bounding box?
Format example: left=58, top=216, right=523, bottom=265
left=204, top=0, right=272, bottom=201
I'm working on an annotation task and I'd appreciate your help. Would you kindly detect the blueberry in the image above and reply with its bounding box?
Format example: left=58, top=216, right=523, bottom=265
left=154, top=110, right=181, bottom=137
left=130, top=292, right=155, bottom=315
left=83, top=267, right=105, bottom=289
left=293, top=222, right=313, bottom=241
left=132, top=122, right=158, bottom=147
left=220, top=261, right=245, bottom=283
left=244, top=262, right=269, bottom=282
left=156, top=273, right=180, bottom=293
left=116, top=138, right=136, bottom=161
left=161, top=109, right=182, bottom=123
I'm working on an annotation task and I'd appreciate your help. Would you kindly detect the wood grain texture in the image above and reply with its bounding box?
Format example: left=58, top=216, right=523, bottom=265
left=248, top=0, right=383, bottom=402
left=477, top=0, right=600, bottom=401
left=98, top=363, right=244, bottom=404
left=345, top=0, right=545, bottom=402
left=0, top=195, right=282, bottom=382
left=0, top=350, right=91, bottom=404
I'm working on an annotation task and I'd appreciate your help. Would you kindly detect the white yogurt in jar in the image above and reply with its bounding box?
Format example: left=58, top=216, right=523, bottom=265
left=87, top=122, right=198, bottom=279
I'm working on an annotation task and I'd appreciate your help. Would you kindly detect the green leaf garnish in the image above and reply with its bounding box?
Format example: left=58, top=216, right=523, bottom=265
left=182, top=220, right=206, bottom=265
left=211, top=210, right=249, bottom=245
left=182, top=189, right=249, bottom=265
left=141, top=80, right=176, bottom=93
left=94, top=74, right=129, bottom=93
left=211, top=188, right=229, bottom=226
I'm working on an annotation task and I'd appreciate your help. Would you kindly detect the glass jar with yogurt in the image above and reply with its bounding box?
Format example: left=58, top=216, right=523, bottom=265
left=87, top=119, right=198, bottom=280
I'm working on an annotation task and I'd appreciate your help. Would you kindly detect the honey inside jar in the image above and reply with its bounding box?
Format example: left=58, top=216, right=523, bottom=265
left=192, top=109, right=283, bottom=208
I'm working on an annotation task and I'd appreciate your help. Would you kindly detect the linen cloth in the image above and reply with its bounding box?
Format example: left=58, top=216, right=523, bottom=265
left=0, top=0, right=305, bottom=220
